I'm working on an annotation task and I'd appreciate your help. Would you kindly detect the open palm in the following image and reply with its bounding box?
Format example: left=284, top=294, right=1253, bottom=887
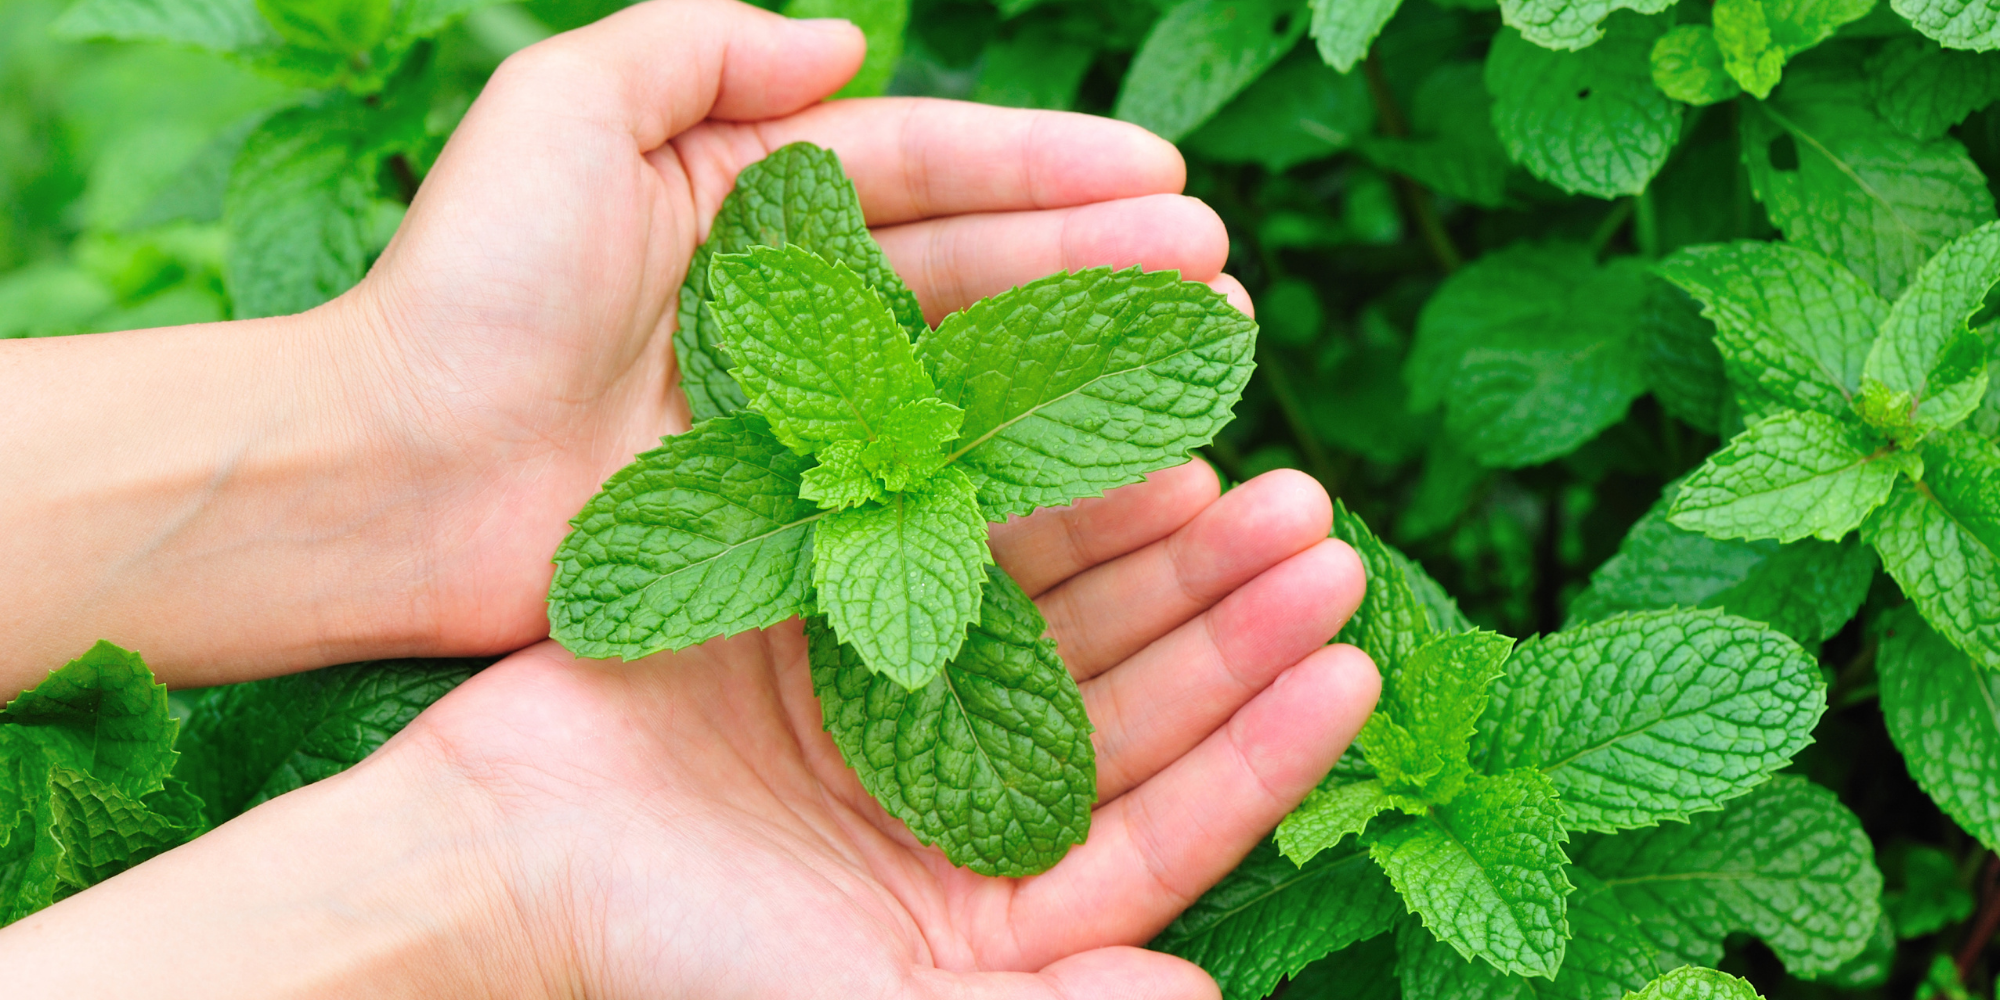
left=400, top=461, right=1374, bottom=998
left=346, top=0, right=1241, bottom=659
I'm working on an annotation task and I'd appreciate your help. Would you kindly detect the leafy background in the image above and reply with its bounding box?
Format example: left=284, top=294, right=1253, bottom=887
left=4, top=0, right=1999, bottom=997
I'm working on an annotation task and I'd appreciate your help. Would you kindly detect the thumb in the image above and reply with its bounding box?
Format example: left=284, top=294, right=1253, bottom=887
left=911, top=947, right=1221, bottom=1000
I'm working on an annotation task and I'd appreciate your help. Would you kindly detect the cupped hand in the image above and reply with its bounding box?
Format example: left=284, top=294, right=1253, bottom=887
left=340, top=0, right=1241, bottom=656
left=394, top=463, right=1375, bottom=998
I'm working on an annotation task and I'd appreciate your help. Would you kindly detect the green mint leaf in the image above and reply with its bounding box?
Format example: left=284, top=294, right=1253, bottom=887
left=224, top=100, right=392, bottom=320
left=1184, top=47, right=1375, bottom=172
left=1569, top=483, right=1875, bottom=645
left=1883, top=843, right=1975, bottom=938
left=1309, top=0, right=1403, bottom=73
left=1113, top=0, right=1309, bottom=143
left=708, top=244, right=945, bottom=458
left=1394, top=545, right=1477, bottom=636
left=1277, top=778, right=1398, bottom=865
left=806, top=565, right=1093, bottom=877
left=862, top=397, right=964, bottom=490
left=1818, top=910, right=1897, bottom=989
left=48, top=766, right=197, bottom=895
left=1869, top=37, right=2000, bottom=140
left=1656, top=240, right=1887, bottom=422
left=1407, top=244, right=1651, bottom=467
left=783, top=0, right=909, bottom=98
left=1572, top=775, right=1882, bottom=977
left=918, top=267, right=1257, bottom=520
left=0, top=736, right=66, bottom=924
left=1863, top=220, right=2000, bottom=435
left=1477, top=608, right=1823, bottom=832
left=1667, top=409, right=1916, bottom=543
left=173, top=657, right=485, bottom=824
left=1359, top=62, right=1512, bottom=208
left=797, top=440, right=886, bottom=510
left=1650, top=25, right=1743, bottom=106
left=1392, top=878, right=1662, bottom=1000
left=1863, top=429, right=2000, bottom=669
left=1486, top=16, right=1681, bottom=199
left=52, top=0, right=279, bottom=51
left=3, top=641, right=177, bottom=801
left=972, top=25, right=1094, bottom=111
left=1642, top=280, right=1730, bottom=433
left=812, top=468, right=991, bottom=689
left=1741, top=62, right=1995, bottom=299
left=1498, top=0, right=1673, bottom=50
left=676, top=142, right=925, bottom=423
left=1711, top=0, right=1872, bottom=99
left=1891, top=0, right=2000, bottom=52
left=1330, top=501, right=1438, bottom=697
left=1392, top=916, right=1542, bottom=1000
left=1630, top=968, right=1767, bottom=1000
left=256, top=0, right=392, bottom=53
left=1877, top=604, right=2000, bottom=849
left=1372, top=631, right=1515, bottom=796
left=1150, top=837, right=1403, bottom=1000
left=1368, top=768, right=1572, bottom=979
left=1282, top=934, right=1399, bottom=1000
left=396, top=0, right=504, bottom=41
left=549, top=413, right=822, bottom=661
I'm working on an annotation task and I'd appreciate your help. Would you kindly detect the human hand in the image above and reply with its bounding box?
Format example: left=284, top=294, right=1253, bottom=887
left=0, top=462, right=1371, bottom=997
left=341, top=0, right=1241, bottom=659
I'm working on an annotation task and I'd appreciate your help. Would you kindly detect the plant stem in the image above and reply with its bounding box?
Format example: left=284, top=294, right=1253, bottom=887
left=1634, top=186, right=1660, bottom=259
left=1588, top=199, right=1635, bottom=259
left=1954, top=852, right=2000, bottom=986
left=1362, top=54, right=1463, bottom=275
left=1257, top=347, right=1340, bottom=494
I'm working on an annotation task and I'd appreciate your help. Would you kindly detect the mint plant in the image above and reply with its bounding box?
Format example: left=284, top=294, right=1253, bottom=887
left=546, top=141, right=1258, bottom=876
left=1153, top=506, right=1879, bottom=1000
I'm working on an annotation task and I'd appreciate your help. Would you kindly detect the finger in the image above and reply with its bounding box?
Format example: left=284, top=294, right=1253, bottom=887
left=1011, top=645, right=1380, bottom=958
left=677, top=98, right=1186, bottom=228
left=1087, top=539, right=1365, bottom=801
left=912, top=947, right=1218, bottom=1000
left=988, top=459, right=1219, bottom=599
left=1037, top=470, right=1333, bottom=681
left=1207, top=273, right=1254, bottom=317
left=471, top=0, right=863, bottom=151
left=870, top=194, right=1229, bottom=323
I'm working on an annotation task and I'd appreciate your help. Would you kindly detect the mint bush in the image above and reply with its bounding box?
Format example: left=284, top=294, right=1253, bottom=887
left=7, top=0, right=2000, bottom=997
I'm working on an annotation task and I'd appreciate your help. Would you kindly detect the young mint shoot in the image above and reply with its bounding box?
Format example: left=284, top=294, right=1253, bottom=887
left=545, top=142, right=1259, bottom=877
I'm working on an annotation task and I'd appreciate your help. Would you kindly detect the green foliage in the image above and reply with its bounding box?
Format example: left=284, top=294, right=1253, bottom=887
left=1486, top=16, right=1681, bottom=199
left=1114, top=0, right=1307, bottom=142
left=783, top=0, right=910, bottom=98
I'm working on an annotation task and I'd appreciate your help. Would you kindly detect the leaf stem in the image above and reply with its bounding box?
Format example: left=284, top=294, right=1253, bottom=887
left=1634, top=186, right=1660, bottom=259
left=1587, top=199, right=1635, bottom=259
left=1952, top=851, right=2000, bottom=989
left=1257, top=347, right=1340, bottom=494
left=1362, top=54, right=1462, bottom=275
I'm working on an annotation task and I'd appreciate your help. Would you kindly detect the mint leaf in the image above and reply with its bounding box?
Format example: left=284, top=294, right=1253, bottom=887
left=0, top=736, right=66, bottom=924
left=1392, top=915, right=1542, bottom=1000
left=807, top=565, right=1092, bottom=877
left=1864, top=429, right=2000, bottom=669
left=1863, top=220, right=2000, bottom=435
left=1408, top=244, right=1651, bottom=467
left=676, top=143, right=925, bottom=423
left=1569, top=484, right=1875, bottom=645
left=1277, top=778, right=1399, bottom=865
left=1309, top=0, right=1403, bottom=73
left=1667, top=410, right=1916, bottom=543
left=1642, top=280, right=1730, bottom=433
left=1477, top=608, right=1823, bottom=832
left=1631, top=968, right=1767, bottom=1000
left=1150, top=837, right=1403, bottom=1000
left=1330, top=501, right=1438, bottom=694
left=813, top=468, right=991, bottom=689
left=1877, top=604, right=2000, bottom=849
left=52, top=0, right=278, bottom=50
left=257, top=0, right=392, bottom=53
left=1360, top=62, right=1512, bottom=208
left=972, top=25, right=1094, bottom=111
left=1365, top=630, right=1514, bottom=800
left=1486, top=16, right=1681, bottom=199
left=1572, top=776, right=1882, bottom=977
left=1657, top=240, right=1887, bottom=422
left=1892, top=0, right=2000, bottom=52
left=1870, top=37, right=2000, bottom=140
left=918, top=267, right=1257, bottom=520
left=708, top=244, right=946, bottom=459
left=1651, top=25, right=1742, bottom=106
left=1184, top=47, right=1375, bottom=172
left=1369, top=769, right=1572, bottom=978
left=1884, top=844, right=1975, bottom=938
left=48, top=766, right=197, bottom=894
left=1392, top=881, right=1661, bottom=1000
left=3, top=641, right=178, bottom=801
left=783, top=0, right=909, bottom=98
left=1742, top=63, right=1995, bottom=299
left=1498, top=0, right=1674, bottom=50
left=224, top=99, right=393, bottom=319
left=1711, top=0, right=1873, bottom=99
left=549, top=413, right=822, bottom=661
left=1113, top=0, right=1309, bottom=143
left=1282, top=934, right=1399, bottom=1000
left=174, top=658, right=485, bottom=824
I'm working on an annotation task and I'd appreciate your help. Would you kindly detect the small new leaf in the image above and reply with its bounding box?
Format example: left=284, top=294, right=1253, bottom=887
left=1277, top=779, right=1399, bottom=865
left=1667, top=409, right=1917, bottom=543
left=1864, top=430, right=2000, bottom=669
left=1651, top=25, right=1742, bottom=106
left=1864, top=219, right=2000, bottom=435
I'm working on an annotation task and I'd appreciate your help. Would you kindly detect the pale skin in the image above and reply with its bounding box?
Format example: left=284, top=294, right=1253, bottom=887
left=0, top=2, right=1377, bottom=996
